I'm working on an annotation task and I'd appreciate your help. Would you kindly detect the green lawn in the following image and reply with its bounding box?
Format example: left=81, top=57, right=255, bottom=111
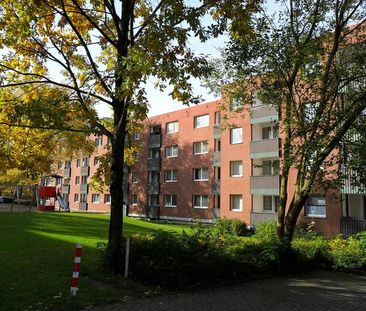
left=0, top=212, right=191, bottom=311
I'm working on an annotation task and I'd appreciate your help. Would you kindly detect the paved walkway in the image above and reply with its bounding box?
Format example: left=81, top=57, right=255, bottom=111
left=86, top=271, right=366, bottom=311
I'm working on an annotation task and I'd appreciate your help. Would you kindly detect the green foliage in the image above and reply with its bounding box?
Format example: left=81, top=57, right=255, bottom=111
left=211, top=218, right=251, bottom=237
left=253, top=220, right=277, bottom=242
left=328, top=235, right=366, bottom=270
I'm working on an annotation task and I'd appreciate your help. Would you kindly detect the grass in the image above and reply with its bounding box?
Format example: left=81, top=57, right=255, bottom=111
left=0, top=212, right=192, bottom=311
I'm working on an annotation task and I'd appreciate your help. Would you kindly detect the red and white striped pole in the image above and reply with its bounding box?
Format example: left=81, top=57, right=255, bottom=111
left=70, top=243, right=82, bottom=297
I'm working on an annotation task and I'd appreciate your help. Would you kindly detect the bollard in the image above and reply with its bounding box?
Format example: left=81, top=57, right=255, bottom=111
left=70, top=243, right=82, bottom=297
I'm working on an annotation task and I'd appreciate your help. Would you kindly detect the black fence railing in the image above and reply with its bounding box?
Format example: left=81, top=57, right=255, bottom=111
left=340, top=218, right=366, bottom=237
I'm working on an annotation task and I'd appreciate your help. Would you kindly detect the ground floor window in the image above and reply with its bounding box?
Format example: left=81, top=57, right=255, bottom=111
left=164, top=194, right=177, bottom=207
left=104, top=194, right=111, bottom=204
left=305, top=196, right=326, bottom=218
left=193, top=195, right=208, bottom=208
left=92, top=194, right=100, bottom=203
left=131, top=194, right=138, bottom=205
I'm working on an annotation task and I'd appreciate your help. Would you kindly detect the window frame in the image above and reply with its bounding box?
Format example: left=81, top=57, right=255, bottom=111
left=104, top=194, right=111, bottom=204
left=164, top=194, right=177, bottom=207
left=305, top=195, right=326, bottom=218
left=91, top=194, right=100, bottom=203
left=194, top=114, right=209, bottom=128
left=230, top=161, right=243, bottom=177
left=131, top=194, right=138, bottom=205
left=230, top=195, right=243, bottom=212
left=193, top=195, right=209, bottom=209
left=164, top=170, right=177, bottom=182
left=193, top=140, right=209, bottom=155
left=193, top=168, right=209, bottom=181
left=166, top=121, right=179, bottom=134
left=165, top=145, right=178, bottom=158
left=230, top=128, right=243, bottom=144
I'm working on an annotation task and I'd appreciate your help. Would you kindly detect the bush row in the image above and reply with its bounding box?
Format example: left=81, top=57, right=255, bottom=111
left=126, top=219, right=366, bottom=288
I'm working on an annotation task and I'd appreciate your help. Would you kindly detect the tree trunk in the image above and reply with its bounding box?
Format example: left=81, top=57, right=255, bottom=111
left=105, top=106, right=127, bottom=273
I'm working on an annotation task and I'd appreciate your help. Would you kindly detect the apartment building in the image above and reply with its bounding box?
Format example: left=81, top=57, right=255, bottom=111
left=53, top=99, right=365, bottom=236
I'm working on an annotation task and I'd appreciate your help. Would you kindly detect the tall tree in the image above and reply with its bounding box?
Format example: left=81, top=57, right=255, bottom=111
left=206, top=0, right=366, bottom=245
left=0, top=0, right=257, bottom=271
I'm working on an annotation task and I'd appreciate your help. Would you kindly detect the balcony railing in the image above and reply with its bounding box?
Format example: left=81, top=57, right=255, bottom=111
left=212, top=180, right=220, bottom=195
left=250, top=175, right=279, bottom=195
left=212, top=151, right=220, bottom=167
left=63, top=168, right=71, bottom=177
left=148, top=134, right=161, bottom=148
left=81, top=166, right=89, bottom=176
left=340, top=218, right=366, bottom=237
left=250, top=138, right=279, bottom=158
left=250, top=212, right=277, bottom=226
left=147, top=182, right=160, bottom=195
left=147, top=158, right=160, bottom=171
left=213, top=125, right=221, bottom=139
left=251, top=105, right=278, bottom=124
left=79, top=202, right=88, bottom=210
left=80, top=184, right=88, bottom=194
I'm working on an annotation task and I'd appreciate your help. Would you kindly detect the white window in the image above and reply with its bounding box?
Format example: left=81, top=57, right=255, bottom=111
left=166, top=121, right=179, bottom=134
left=165, top=170, right=177, bottom=182
left=230, top=128, right=243, bottom=144
left=92, top=194, right=100, bottom=203
left=94, top=157, right=100, bottom=166
left=230, top=195, right=243, bottom=212
left=131, top=194, right=138, bottom=205
left=104, top=194, right=111, bottom=204
left=76, top=159, right=81, bottom=167
left=75, top=176, right=80, bottom=185
left=305, top=196, right=326, bottom=218
left=165, top=194, right=177, bottom=207
left=194, top=114, right=209, bottom=128
left=193, top=141, right=209, bottom=154
left=215, top=111, right=221, bottom=125
left=230, top=161, right=243, bottom=177
left=74, top=193, right=79, bottom=202
left=230, top=96, right=243, bottom=112
left=262, top=125, right=279, bottom=139
left=194, top=168, right=209, bottom=181
left=193, top=195, right=208, bottom=208
left=82, top=157, right=89, bottom=167
left=95, top=137, right=103, bottom=147
left=134, top=132, right=141, bottom=140
left=131, top=172, right=139, bottom=183
left=64, top=160, right=71, bottom=168
left=166, top=145, right=178, bottom=158
left=263, top=196, right=280, bottom=212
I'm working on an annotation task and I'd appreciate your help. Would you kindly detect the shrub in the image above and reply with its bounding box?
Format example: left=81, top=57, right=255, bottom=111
left=292, top=237, right=330, bottom=268
left=328, top=235, right=366, bottom=270
left=253, top=220, right=277, bottom=243
left=211, top=218, right=249, bottom=237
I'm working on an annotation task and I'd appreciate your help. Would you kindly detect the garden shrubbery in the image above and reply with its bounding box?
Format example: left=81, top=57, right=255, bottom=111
left=126, top=219, right=366, bottom=288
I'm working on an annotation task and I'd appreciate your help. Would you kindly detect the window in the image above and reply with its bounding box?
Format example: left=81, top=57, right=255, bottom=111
left=150, top=125, right=161, bottom=134
left=148, top=171, right=160, bottom=183
left=131, top=194, right=138, bottom=205
left=194, top=168, right=209, bottom=181
left=262, top=125, right=279, bottom=139
left=230, top=96, right=243, bottom=112
left=64, top=161, right=71, bottom=168
left=165, top=194, right=177, bottom=207
left=134, top=132, right=141, bottom=140
left=262, top=160, right=280, bottom=175
left=104, top=194, right=111, bottom=204
left=165, top=170, right=177, bottom=182
left=230, top=195, right=243, bottom=212
left=230, top=128, right=243, bottom=144
left=194, top=114, right=209, bottom=128
left=149, top=148, right=160, bottom=159
left=166, top=121, right=179, bottom=133
left=80, top=193, right=87, bottom=202
left=94, top=157, right=100, bottom=166
left=56, top=177, right=62, bottom=186
left=95, top=137, right=103, bottom=147
left=214, top=139, right=221, bottom=152
left=193, top=141, right=209, bottom=154
left=133, top=152, right=140, bottom=162
left=263, top=196, right=280, bottom=212
left=166, top=145, right=178, bottom=158
left=81, top=176, right=88, bottom=184
left=193, top=195, right=208, bottom=208
left=76, top=159, right=81, bottom=167
left=215, top=111, right=221, bottom=125
left=305, top=196, right=326, bottom=218
left=75, top=176, right=80, bottom=185
left=131, top=172, right=139, bottom=183
left=92, top=194, right=100, bottom=203
left=74, top=193, right=79, bottom=202
left=82, top=157, right=89, bottom=167
left=230, top=161, right=243, bottom=177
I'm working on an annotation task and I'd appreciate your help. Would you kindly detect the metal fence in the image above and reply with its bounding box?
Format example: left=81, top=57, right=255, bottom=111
left=0, top=185, right=37, bottom=212
left=340, top=218, right=366, bottom=237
